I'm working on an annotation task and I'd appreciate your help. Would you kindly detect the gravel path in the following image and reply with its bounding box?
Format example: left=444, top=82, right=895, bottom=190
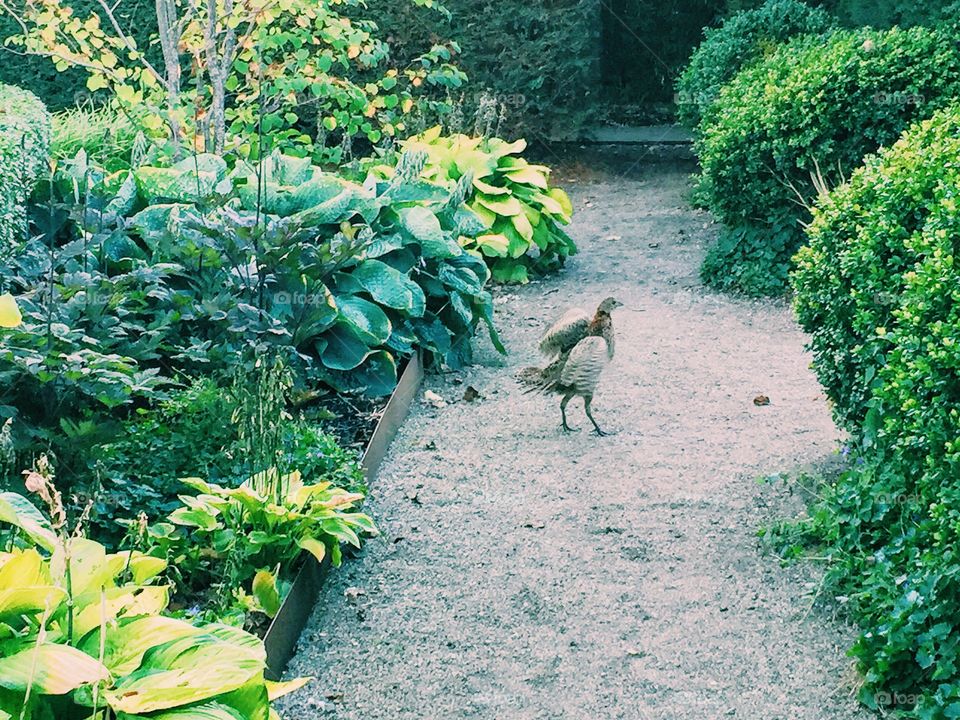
left=279, top=159, right=871, bottom=720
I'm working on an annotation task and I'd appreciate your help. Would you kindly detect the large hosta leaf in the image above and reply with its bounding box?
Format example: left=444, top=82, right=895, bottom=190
left=337, top=296, right=392, bottom=345
left=439, top=265, right=483, bottom=296
left=80, top=616, right=203, bottom=676
left=106, top=645, right=263, bottom=714
left=475, top=194, right=523, bottom=217
left=0, top=643, right=109, bottom=694
left=350, top=260, right=416, bottom=311
left=399, top=206, right=458, bottom=259
left=345, top=350, right=398, bottom=397
left=319, top=321, right=373, bottom=371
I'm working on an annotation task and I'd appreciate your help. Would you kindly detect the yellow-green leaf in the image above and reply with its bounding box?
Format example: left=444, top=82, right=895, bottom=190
left=296, top=536, right=326, bottom=564
left=0, top=295, right=21, bottom=328
left=0, top=643, right=108, bottom=694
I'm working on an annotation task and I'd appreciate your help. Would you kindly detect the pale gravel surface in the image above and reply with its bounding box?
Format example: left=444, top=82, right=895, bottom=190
left=278, top=157, right=872, bottom=720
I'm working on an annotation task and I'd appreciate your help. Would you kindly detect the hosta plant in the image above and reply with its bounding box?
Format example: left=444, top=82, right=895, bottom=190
left=141, top=468, right=376, bottom=620
left=0, top=486, right=306, bottom=719
left=376, top=126, right=577, bottom=283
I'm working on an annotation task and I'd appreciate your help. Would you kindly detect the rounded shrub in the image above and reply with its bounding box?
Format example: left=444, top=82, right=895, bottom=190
left=792, top=105, right=960, bottom=715
left=698, top=25, right=960, bottom=296
left=794, top=104, right=960, bottom=431
left=0, top=84, right=50, bottom=254
left=676, top=0, right=835, bottom=130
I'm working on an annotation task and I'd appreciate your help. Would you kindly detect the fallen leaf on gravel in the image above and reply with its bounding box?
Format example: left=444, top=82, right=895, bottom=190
left=753, top=394, right=771, bottom=406
left=324, top=691, right=344, bottom=702
left=603, top=234, right=622, bottom=241
left=423, top=390, right=447, bottom=408
left=522, top=519, right=546, bottom=529
left=463, top=386, right=482, bottom=402
left=648, top=242, right=661, bottom=249
left=626, top=649, right=646, bottom=658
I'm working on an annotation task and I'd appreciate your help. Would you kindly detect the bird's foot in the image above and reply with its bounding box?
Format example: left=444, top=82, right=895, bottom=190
left=562, top=422, right=580, bottom=434
left=592, top=426, right=614, bottom=437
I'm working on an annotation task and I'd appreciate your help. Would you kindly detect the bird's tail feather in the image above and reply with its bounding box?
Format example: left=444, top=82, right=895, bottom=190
left=517, top=357, right=566, bottom=395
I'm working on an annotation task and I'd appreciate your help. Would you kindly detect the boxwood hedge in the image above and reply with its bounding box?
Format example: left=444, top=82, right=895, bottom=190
left=790, top=104, right=960, bottom=716
left=697, top=25, right=960, bottom=296
left=676, top=0, right=835, bottom=129
left=0, top=84, right=50, bottom=253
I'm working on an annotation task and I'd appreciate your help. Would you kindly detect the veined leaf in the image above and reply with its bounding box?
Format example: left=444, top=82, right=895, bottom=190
left=0, top=643, right=108, bottom=694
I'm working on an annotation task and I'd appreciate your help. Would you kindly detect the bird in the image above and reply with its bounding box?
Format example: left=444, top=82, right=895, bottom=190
left=518, top=297, right=623, bottom=436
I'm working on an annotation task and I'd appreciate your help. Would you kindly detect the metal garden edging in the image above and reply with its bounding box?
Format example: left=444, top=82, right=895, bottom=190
left=263, top=351, right=425, bottom=679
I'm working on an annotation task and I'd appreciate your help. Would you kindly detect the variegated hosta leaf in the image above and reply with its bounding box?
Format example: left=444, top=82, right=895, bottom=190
left=105, top=649, right=264, bottom=713
left=79, top=616, right=204, bottom=676
left=0, top=642, right=109, bottom=694
left=70, top=585, right=170, bottom=639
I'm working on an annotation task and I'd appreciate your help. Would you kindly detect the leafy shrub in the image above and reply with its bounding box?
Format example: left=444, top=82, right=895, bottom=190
left=677, top=0, right=835, bottom=129
left=0, top=84, right=50, bottom=253
left=794, top=105, right=960, bottom=429
left=697, top=26, right=960, bottom=296
left=376, top=127, right=576, bottom=283
left=0, top=483, right=305, bottom=718
left=789, top=105, right=960, bottom=716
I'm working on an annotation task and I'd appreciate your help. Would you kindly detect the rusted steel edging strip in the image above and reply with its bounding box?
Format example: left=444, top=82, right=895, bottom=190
left=263, top=352, right=424, bottom=678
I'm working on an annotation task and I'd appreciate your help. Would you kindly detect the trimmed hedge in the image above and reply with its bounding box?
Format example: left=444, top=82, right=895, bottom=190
left=790, top=104, right=960, bottom=716
left=359, top=0, right=603, bottom=139
left=677, top=0, right=835, bottom=129
left=0, top=84, right=50, bottom=253
left=697, top=26, right=960, bottom=296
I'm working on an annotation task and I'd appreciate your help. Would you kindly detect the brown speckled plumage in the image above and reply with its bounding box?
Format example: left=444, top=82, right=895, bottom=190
left=519, top=297, right=622, bottom=435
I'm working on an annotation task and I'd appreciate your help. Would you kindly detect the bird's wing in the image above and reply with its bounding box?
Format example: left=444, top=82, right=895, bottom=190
left=560, top=336, right=609, bottom=394
left=538, top=308, right=591, bottom=357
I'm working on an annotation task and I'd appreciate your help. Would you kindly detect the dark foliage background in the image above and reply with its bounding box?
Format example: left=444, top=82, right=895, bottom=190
left=2, top=0, right=958, bottom=138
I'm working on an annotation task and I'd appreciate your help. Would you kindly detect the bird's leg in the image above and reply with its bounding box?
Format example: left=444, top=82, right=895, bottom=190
left=584, top=395, right=611, bottom=437
left=560, top=392, right=579, bottom=433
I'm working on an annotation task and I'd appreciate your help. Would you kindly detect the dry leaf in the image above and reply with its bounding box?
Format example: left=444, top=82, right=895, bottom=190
left=753, top=395, right=771, bottom=407
left=423, top=390, right=447, bottom=408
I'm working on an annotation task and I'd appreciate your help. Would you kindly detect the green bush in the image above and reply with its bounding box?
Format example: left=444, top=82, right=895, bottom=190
left=697, top=26, right=960, bottom=296
left=794, top=105, right=960, bottom=429
left=789, top=104, right=960, bottom=716
left=0, top=84, right=50, bottom=253
left=677, top=0, right=835, bottom=129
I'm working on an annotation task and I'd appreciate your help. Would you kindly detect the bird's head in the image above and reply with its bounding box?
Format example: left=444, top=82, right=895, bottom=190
left=597, top=297, right=624, bottom=314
